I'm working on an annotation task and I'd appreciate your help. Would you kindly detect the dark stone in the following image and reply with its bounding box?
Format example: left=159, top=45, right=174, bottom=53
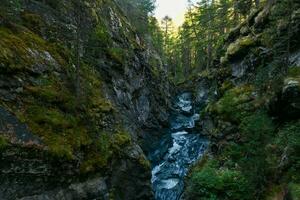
left=0, top=107, right=42, bottom=145
left=269, top=79, right=300, bottom=120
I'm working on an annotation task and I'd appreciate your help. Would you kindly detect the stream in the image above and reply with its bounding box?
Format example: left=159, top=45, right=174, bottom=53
left=149, top=93, right=209, bottom=200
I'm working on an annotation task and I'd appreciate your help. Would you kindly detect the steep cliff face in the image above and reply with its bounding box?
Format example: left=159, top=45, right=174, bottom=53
left=0, top=0, right=170, bottom=199
left=185, top=1, right=300, bottom=199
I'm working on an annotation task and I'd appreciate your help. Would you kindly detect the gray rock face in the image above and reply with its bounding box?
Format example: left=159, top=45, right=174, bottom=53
left=290, top=50, right=300, bottom=66
left=18, top=178, right=109, bottom=200
left=0, top=145, right=79, bottom=200
left=0, top=107, right=41, bottom=145
left=0, top=0, right=170, bottom=200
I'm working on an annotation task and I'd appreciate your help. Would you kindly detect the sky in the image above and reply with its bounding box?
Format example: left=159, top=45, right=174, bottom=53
left=154, top=0, right=193, bottom=27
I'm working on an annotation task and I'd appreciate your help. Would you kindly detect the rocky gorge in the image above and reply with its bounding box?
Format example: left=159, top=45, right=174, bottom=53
left=0, top=0, right=300, bottom=200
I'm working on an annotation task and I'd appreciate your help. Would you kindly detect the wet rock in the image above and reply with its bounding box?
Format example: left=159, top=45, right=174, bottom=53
left=269, top=78, right=300, bottom=120
left=290, top=50, right=300, bottom=66
left=0, top=107, right=42, bottom=145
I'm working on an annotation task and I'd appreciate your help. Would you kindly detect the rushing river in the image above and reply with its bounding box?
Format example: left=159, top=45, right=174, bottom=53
left=149, top=93, right=209, bottom=200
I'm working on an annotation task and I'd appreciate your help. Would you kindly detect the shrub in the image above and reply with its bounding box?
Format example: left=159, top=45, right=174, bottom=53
left=239, top=111, right=275, bottom=144
left=240, top=112, right=275, bottom=193
left=217, top=112, right=275, bottom=197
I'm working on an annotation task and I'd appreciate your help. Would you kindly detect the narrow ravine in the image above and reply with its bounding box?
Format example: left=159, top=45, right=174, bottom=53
left=149, top=93, right=209, bottom=200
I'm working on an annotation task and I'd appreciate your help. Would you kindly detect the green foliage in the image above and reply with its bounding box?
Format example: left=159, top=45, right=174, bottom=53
left=111, top=131, right=131, bottom=153
left=289, top=183, right=300, bottom=200
left=288, top=67, right=300, bottom=78
left=0, top=136, right=8, bottom=150
left=239, top=111, right=275, bottom=142
left=220, top=112, right=275, bottom=197
left=116, top=0, right=156, bottom=35
left=233, top=0, right=253, bottom=17
left=148, top=16, right=165, bottom=56
left=214, top=85, right=255, bottom=122
left=277, top=120, right=300, bottom=176
left=186, top=159, right=253, bottom=200
left=93, top=22, right=112, bottom=46
left=164, top=0, right=259, bottom=81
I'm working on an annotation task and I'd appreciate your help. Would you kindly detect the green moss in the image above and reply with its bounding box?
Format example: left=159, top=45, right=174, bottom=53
left=0, top=27, right=65, bottom=73
left=260, top=29, right=275, bottom=48
left=198, top=69, right=214, bottom=79
left=25, top=75, right=76, bottom=111
left=21, top=104, right=91, bottom=159
left=288, top=67, right=300, bottom=78
left=220, top=81, right=234, bottom=94
left=226, top=36, right=256, bottom=59
left=0, top=27, right=33, bottom=71
left=220, top=56, right=228, bottom=65
left=289, top=183, right=300, bottom=200
left=80, top=133, right=112, bottom=173
left=214, top=85, right=255, bottom=122
left=239, top=112, right=275, bottom=141
left=80, top=130, right=133, bottom=174
left=219, top=112, right=275, bottom=195
left=107, top=47, right=126, bottom=64
left=21, top=11, right=44, bottom=33
left=138, top=156, right=151, bottom=169
left=111, top=131, right=131, bottom=153
left=81, top=65, right=113, bottom=113
left=0, top=135, right=8, bottom=150
left=149, top=56, right=163, bottom=78
left=94, top=23, right=112, bottom=45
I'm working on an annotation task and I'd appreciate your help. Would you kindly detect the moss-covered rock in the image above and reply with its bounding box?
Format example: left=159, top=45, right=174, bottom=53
left=212, top=85, right=255, bottom=122
left=225, top=36, right=256, bottom=61
left=0, top=0, right=170, bottom=199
